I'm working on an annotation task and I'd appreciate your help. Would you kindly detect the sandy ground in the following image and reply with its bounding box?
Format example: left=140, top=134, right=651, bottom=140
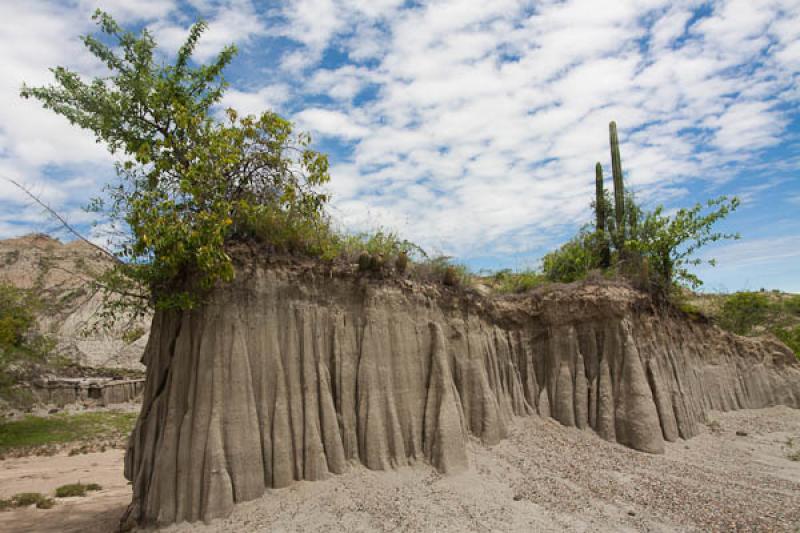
left=2, top=407, right=799, bottom=533
left=0, top=449, right=130, bottom=533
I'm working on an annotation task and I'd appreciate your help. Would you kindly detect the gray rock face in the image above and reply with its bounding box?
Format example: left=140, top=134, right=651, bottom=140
left=124, top=265, right=800, bottom=526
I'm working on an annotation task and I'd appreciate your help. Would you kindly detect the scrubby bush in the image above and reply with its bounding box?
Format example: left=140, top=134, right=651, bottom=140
left=0, top=284, right=54, bottom=406
left=542, top=230, right=604, bottom=283
left=782, top=294, right=800, bottom=316
left=717, top=292, right=770, bottom=335
left=492, top=269, right=548, bottom=294
left=772, top=325, right=800, bottom=359
left=411, top=256, right=470, bottom=287
left=55, top=482, right=102, bottom=498
left=0, top=284, right=37, bottom=348
left=4, top=492, right=54, bottom=509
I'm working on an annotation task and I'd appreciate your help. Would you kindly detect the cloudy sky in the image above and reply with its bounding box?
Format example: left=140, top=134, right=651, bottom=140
left=0, top=0, right=798, bottom=291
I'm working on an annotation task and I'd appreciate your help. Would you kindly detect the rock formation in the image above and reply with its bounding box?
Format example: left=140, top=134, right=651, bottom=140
left=0, top=234, right=148, bottom=370
left=31, top=377, right=145, bottom=406
left=124, top=260, right=800, bottom=526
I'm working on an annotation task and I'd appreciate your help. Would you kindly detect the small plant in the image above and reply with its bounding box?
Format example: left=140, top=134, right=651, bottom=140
left=492, top=269, right=548, bottom=294
left=395, top=251, right=408, bottom=274
left=705, top=417, right=721, bottom=434
left=671, top=293, right=705, bottom=321
left=357, top=251, right=371, bottom=272
left=5, top=492, right=55, bottom=509
left=442, top=266, right=459, bottom=286
left=121, top=327, right=146, bottom=345
left=784, top=437, right=800, bottom=461
left=55, top=482, right=102, bottom=498
left=369, top=254, right=385, bottom=273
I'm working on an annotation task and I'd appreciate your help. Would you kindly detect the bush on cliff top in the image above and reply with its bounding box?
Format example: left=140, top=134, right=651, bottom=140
left=541, top=120, right=739, bottom=300
left=22, top=11, right=457, bottom=317
left=22, top=11, right=332, bottom=313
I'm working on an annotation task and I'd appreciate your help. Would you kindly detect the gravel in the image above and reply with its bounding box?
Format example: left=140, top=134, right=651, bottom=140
left=160, top=406, right=800, bottom=533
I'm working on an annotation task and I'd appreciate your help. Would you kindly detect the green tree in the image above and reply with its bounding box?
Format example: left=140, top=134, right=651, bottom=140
left=0, top=284, right=37, bottom=348
left=627, top=196, right=740, bottom=294
left=0, top=284, right=53, bottom=406
left=21, top=11, right=330, bottom=312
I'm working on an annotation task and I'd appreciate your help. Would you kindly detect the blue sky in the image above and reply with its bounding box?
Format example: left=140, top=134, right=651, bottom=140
left=0, top=0, right=798, bottom=292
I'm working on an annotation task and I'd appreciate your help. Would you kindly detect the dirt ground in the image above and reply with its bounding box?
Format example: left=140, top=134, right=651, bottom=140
left=0, top=449, right=130, bottom=533
left=1, top=407, right=799, bottom=533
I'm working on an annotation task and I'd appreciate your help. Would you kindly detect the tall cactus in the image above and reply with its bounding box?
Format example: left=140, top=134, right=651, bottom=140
left=595, top=162, right=610, bottom=267
left=595, top=162, right=605, bottom=233
left=609, top=121, right=625, bottom=249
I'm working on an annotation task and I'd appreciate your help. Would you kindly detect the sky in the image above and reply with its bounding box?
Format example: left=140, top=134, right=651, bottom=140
left=0, top=0, right=798, bottom=292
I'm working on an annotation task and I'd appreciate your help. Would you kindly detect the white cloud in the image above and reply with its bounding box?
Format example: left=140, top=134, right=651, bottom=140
left=0, top=1, right=112, bottom=203
left=308, top=66, right=378, bottom=102
left=294, top=108, right=369, bottom=139
left=702, top=235, right=800, bottom=268
left=78, top=0, right=177, bottom=22
left=149, top=0, right=267, bottom=61
left=0, top=0, right=798, bottom=282
left=220, top=84, right=291, bottom=115
left=260, top=0, right=800, bottom=259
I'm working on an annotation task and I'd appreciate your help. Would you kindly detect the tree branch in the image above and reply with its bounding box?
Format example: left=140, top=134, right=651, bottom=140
left=3, top=176, right=121, bottom=264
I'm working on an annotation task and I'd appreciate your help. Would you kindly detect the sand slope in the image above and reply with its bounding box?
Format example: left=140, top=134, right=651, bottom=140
left=1, top=407, right=798, bottom=532
left=159, top=406, right=800, bottom=532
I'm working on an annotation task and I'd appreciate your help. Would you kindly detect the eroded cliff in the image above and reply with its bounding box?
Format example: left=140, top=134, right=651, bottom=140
left=124, top=261, right=800, bottom=526
left=0, top=234, right=148, bottom=370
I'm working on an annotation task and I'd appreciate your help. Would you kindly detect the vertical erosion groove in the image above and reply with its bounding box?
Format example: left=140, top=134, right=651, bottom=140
left=125, top=275, right=800, bottom=526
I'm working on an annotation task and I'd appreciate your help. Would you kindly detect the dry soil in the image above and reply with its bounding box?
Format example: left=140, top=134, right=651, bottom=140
left=1, top=407, right=798, bottom=532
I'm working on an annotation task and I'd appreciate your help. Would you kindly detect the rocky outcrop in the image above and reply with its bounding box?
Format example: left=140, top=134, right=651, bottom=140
left=124, top=262, right=800, bottom=526
left=0, top=234, right=148, bottom=370
left=31, top=377, right=145, bottom=406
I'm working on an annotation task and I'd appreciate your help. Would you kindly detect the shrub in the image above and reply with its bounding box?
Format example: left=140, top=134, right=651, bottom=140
left=717, top=292, right=769, bottom=335
left=121, top=327, right=146, bottom=345
left=0, top=284, right=37, bottom=349
left=783, top=294, right=800, bottom=315
left=332, top=229, right=420, bottom=263
left=411, top=256, right=471, bottom=287
left=0, top=284, right=53, bottom=407
left=546, top=123, right=739, bottom=297
left=8, top=492, right=54, bottom=509
left=55, top=482, right=102, bottom=498
left=492, top=269, right=548, bottom=294
left=675, top=300, right=704, bottom=321
left=772, top=325, right=800, bottom=360
left=542, top=231, right=603, bottom=283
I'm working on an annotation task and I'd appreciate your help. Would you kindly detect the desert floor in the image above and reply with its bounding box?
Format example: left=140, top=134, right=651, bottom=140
left=1, top=406, right=799, bottom=533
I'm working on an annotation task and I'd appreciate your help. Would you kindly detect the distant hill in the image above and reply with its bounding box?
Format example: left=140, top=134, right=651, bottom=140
left=0, top=234, right=147, bottom=370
